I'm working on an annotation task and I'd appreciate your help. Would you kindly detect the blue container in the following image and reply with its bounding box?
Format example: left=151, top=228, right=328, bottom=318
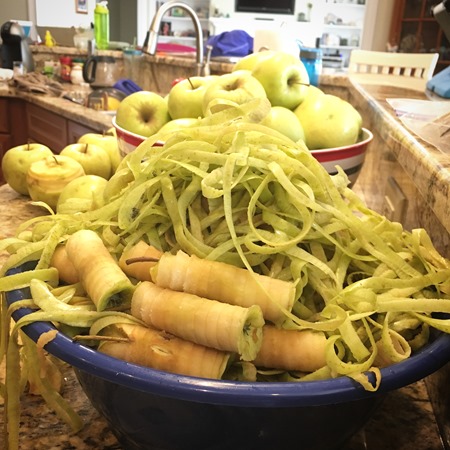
left=300, top=47, right=322, bottom=87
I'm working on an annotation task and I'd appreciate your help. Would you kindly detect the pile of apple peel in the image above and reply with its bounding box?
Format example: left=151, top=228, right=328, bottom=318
left=2, top=100, right=450, bottom=448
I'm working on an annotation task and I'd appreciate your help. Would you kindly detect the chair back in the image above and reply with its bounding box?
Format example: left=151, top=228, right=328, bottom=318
left=348, top=50, right=439, bottom=91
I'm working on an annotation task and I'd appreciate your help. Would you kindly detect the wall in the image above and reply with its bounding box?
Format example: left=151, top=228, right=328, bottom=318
left=109, top=0, right=138, bottom=44
left=0, top=0, right=29, bottom=42
left=1, top=0, right=141, bottom=46
left=210, top=0, right=395, bottom=55
left=361, top=0, right=395, bottom=51
left=210, top=0, right=324, bottom=47
left=0, top=0, right=28, bottom=26
left=35, top=0, right=94, bottom=29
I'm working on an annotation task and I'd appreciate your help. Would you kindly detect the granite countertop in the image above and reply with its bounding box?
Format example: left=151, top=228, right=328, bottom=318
left=0, top=79, right=113, bottom=133
left=1, top=60, right=450, bottom=448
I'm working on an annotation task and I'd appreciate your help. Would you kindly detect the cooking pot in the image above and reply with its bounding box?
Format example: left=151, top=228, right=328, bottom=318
left=83, top=55, right=119, bottom=88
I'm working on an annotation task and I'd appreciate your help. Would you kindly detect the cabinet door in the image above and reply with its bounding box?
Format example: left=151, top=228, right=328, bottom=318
left=0, top=98, right=9, bottom=133
left=27, top=103, right=68, bottom=153
left=67, top=120, right=98, bottom=144
left=0, top=134, right=13, bottom=185
left=0, top=98, right=11, bottom=185
left=389, top=0, right=449, bottom=74
left=9, top=98, right=28, bottom=146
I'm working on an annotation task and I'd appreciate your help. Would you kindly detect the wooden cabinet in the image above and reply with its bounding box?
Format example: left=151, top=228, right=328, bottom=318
left=0, top=100, right=12, bottom=184
left=1, top=98, right=100, bottom=185
left=389, top=0, right=449, bottom=74
left=67, top=120, right=98, bottom=144
left=27, top=103, right=68, bottom=153
left=27, top=103, right=98, bottom=153
left=0, top=98, right=27, bottom=185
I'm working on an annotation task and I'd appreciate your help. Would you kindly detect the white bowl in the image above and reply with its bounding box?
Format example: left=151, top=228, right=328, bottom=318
left=112, top=116, right=373, bottom=185
left=310, top=128, right=373, bottom=185
left=112, top=116, right=149, bottom=157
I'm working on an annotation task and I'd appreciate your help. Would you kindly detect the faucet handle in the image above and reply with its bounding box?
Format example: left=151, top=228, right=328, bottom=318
left=203, top=45, right=213, bottom=76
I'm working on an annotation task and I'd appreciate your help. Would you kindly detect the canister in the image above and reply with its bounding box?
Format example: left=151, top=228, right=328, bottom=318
left=60, top=56, right=72, bottom=81
left=123, top=47, right=143, bottom=83
left=70, top=63, right=84, bottom=85
left=300, top=47, right=322, bottom=87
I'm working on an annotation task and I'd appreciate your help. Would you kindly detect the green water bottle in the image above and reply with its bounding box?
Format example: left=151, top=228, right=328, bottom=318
left=94, top=1, right=109, bottom=50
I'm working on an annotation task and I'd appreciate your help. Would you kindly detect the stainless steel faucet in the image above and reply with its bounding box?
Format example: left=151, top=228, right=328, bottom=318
left=142, top=0, right=205, bottom=76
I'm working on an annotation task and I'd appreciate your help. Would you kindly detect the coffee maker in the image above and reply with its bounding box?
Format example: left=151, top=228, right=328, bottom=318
left=0, top=21, right=34, bottom=72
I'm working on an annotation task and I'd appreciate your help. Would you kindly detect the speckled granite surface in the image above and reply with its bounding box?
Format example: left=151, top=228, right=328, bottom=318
left=29, top=45, right=234, bottom=95
left=1, top=49, right=450, bottom=449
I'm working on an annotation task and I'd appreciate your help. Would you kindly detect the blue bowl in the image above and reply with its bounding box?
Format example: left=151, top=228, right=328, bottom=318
left=6, top=262, right=450, bottom=450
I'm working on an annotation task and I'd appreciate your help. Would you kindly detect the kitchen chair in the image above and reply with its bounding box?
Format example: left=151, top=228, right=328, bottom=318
left=348, top=50, right=439, bottom=91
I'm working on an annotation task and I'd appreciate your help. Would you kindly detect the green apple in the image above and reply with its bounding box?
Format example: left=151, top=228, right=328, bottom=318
left=115, top=91, right=171, bottom=137
left=294, top=94, right=363, bottom=150
left=167, top=76, right=218, bottom=119
left=232, top=50, right=276, bottom=72
left=157, top=117, right=201, bottom=136
left=60, top=143, right=112, bottom=179
left=56, top=174, right=108, bottom=214
left=78, top=133, right=122, bottom=173
left=260, top=106, right=305, bottom=143
left=1, top=143, right=53, bottom=195
left=202, top=70, right=267, bottom=116
left=251, top=52, right=310, bottom=110
left=303, top=85, right=325, bottom=103
left=26, top=155, right=85, bottom=210
left=105, top=127, right=116, bottom=137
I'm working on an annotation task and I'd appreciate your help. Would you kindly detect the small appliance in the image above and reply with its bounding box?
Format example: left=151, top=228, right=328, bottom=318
left=82, top=55, right=118, bottom=88
left=0, top=21, right=34, bottom=72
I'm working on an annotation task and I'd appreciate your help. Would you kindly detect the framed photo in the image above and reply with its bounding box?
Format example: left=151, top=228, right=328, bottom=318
left=75, top=0, right=88, bottom=14
left=160, top=21, right=171, bottom=36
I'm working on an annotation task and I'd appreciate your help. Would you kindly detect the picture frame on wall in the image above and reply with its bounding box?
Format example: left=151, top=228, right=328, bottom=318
left=160, top=21, right=171, bottom=36
left=75, top=0, right=88, bottom=14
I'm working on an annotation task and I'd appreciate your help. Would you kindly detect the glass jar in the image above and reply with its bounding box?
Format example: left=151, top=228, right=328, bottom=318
left=123, top=47, right=143, bottom=83
left=70, top=63, right=84, bottom=85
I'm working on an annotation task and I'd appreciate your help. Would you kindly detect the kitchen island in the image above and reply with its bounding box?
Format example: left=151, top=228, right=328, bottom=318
left=0, top=188, right=444, bottom=449
left=1, top=61, right=450, bottom=448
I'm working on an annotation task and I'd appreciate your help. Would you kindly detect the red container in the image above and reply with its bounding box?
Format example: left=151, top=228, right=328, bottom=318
left=59, top=56, right=72, bottom=81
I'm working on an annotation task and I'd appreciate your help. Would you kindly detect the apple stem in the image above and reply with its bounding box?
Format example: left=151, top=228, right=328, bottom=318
left=187, top=77, right=195, bottom=90
left=291, top=81, right=311, bottom=87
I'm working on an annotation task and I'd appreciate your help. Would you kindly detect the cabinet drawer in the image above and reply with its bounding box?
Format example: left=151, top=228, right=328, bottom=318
left=27, top=103, right=68, bottom=153
left=0, top=98, right=10, bottom=133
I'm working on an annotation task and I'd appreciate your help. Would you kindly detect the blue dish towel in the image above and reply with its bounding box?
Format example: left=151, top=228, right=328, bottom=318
left=113, top=79, right=142, bottom=96
left=206, top=30, right=253, bottom=57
